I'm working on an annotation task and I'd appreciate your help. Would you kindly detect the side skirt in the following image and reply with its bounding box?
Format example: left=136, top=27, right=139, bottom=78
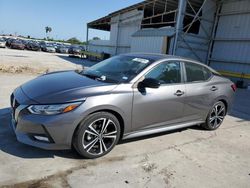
left=122, top=120, right=204, bottom=140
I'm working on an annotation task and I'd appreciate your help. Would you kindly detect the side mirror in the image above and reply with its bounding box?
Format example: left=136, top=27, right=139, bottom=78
left=139, top=78, right=160, bottom=89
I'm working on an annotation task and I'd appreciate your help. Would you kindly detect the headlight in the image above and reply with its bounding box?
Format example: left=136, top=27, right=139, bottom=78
left=27, top=102, right=82, bottom=115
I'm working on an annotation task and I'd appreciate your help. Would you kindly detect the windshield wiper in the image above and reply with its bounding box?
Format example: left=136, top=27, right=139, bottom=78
left=81, top=72, right=120, bottom=84
left=82, top=73, right=101, bottom=80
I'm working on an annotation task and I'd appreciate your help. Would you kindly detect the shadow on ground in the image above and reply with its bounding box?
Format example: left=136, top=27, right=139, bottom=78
left=0, top=90, right=249, bottom=159
left=229, top=89, right=250, bottom=121
left=57, top=55, right=97, bottom=67
left=0, top=107, right=191, bottom=159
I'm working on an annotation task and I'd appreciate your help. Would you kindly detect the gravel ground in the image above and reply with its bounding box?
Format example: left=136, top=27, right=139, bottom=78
left=0, top=48, right=94, bottom=74
left=0, top=49, right=249, bottom=188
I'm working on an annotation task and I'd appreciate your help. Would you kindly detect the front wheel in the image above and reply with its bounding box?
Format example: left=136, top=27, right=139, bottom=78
left=73, top=112, right=121, bottom=159
left=202, top=101, right=226, bottom=130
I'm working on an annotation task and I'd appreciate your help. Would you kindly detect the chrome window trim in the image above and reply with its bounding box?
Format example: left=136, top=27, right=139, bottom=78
left=131, top=58, right=186, bottom=88
left=182, top=60, right=214, bottom=84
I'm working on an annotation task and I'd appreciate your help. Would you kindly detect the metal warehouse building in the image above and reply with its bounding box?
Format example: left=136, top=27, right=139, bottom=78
left=86, top=0, right=250, bottom=86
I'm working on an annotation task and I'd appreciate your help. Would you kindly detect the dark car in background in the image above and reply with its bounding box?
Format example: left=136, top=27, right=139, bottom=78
left=68, top=46, right=82, bottom=55
left=9, top=40, right=25, bottom=50
left=39, top=41, right=46, bottom=49
left=6, top=38, right=15, bottom=47
left=26, top=41, right=41, bottom=51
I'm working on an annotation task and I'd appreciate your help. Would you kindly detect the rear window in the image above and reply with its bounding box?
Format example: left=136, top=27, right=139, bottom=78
left=185, top=62, right=212, bottom=82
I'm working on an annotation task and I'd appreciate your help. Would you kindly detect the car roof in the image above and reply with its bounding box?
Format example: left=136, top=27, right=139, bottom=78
left=122, top=53, right=171, bottom=62
left=122, top=53, right=199, bottom=62
left=121, top=53, right=219, bottom=74
left=123, top=52, right=204, bottom=64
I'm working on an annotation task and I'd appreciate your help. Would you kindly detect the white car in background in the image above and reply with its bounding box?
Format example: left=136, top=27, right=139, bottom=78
left=0, top=38, right=6, bottom=48
left=42, top=44, right=56, bottom=53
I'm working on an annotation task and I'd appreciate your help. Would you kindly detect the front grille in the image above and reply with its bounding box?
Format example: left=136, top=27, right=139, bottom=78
left=10, top=93, right=14, bottom=107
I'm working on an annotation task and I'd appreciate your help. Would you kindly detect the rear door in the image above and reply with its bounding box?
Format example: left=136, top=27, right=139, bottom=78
left=182, top=61, right=215, bottom=121
left=132, top=61, right=186, bottom=131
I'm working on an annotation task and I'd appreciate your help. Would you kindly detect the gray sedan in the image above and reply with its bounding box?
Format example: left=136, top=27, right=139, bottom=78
left=10, top=53, right=236, bottom=158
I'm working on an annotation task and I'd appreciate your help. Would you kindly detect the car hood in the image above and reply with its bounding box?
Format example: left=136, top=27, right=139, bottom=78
left=20, top=71, right=117, bottom=104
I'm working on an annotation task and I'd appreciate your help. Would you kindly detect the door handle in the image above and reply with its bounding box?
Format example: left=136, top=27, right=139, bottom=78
left=174, top=90, right=185, bottom=96
left=210, top=86, right=218, bottom=91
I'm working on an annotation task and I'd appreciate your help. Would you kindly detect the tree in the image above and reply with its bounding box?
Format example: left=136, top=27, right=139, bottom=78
left=45, top=26, right=52, bottom=39
left=66, top=37, right=81, bottom=44
left=92, top=37, right=100, bottom=40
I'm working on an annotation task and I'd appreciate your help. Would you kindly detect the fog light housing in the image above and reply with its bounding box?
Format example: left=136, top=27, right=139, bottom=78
left=34, top=135, right=50, bottom=142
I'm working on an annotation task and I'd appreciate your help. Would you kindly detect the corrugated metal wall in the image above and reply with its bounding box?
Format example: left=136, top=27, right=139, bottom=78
left=88, top=40, right=113, bottom=54
left=175, top=0, right=216, bottom=63
left=88, top=9, right=143, bottom=56
left=110, top=9, right=143, bottom=55
left=87, top=0, right=250, bottom=85
left=176, top=34, right=211, bottom=62
left=209, top=0, right=250, bottom=83
left=131, top=36, right=165, bottom=53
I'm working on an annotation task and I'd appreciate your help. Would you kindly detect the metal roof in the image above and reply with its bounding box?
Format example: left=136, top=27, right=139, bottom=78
left=87, top=0, right=204, bottom=31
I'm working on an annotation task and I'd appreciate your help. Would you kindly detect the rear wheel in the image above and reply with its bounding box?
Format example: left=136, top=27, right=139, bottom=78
left=73, top=112, right=121, bottom=159
left=202, top=101, right=226, bottom=130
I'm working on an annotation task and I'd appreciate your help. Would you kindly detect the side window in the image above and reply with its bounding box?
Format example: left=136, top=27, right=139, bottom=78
left=185, top=62, right=212, bottom=82
left=145, top=61, right=182, bottom=85
left=203, top=67, right=212, bottom=80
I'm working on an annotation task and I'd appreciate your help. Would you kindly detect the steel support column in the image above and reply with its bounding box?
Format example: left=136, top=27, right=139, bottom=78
left=115, top=14, right=121, bottom=55
left=173, top=0, right=187, bottom=55
left=206, top=2, right=221, bottom=65
left=86, top=25, right=89, bottom=51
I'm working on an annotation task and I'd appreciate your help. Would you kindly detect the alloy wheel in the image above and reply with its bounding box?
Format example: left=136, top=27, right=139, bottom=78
left=209, top=103, right=226, bottom=128
left=82, top=118, right=118, bottom=156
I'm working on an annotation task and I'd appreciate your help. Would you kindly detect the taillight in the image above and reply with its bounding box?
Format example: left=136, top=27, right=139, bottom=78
left=231, top=84, right=237, bottom=92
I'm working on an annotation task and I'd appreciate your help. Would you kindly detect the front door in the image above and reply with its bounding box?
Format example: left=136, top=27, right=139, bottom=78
left=132, top=61, right=186, bottom=131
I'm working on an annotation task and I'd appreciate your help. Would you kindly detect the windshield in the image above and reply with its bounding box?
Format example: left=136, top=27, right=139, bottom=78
left=81, top=55, right=153, bottom=83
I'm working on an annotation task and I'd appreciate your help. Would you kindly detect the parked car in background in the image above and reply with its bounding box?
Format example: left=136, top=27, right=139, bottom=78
left=41, top=43, right=56, bottom=53
left=9, top=40, right=25, bottom=50
left=39, top=41, right=46, bottom=49
left=6, top=38, right=15, bottom=47
left=10, top=54, right=236, bottom=159
left=56, top=45, right=69, bottom=53
left=26, top=41, right=41, bottom=51
left=0, top=38, right=6, bottom=48
left=21, top=40, right=29, bottom=46
left=68, top=45, right=82, bottom=55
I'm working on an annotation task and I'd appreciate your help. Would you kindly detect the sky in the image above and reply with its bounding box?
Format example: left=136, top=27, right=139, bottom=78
left=0, top=0, right=142, bottom=41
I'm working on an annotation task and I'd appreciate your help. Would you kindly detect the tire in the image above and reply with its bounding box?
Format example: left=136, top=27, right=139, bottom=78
left=202, top=101, right=226, bottom=130
left=73, top=112, right=121, bottom=159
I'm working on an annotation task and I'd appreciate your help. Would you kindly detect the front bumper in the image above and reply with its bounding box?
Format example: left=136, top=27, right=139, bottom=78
left=10, top=92, right=81, bottom=150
